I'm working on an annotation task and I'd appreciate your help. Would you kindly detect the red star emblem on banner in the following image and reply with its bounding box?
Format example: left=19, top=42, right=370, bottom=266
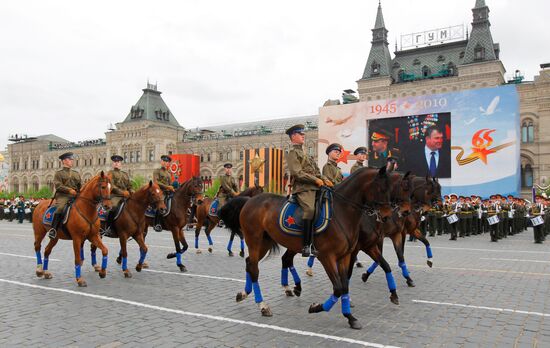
left=285, top=216, right=296, bottom=226
left=337, top=148, right=351, bottom=164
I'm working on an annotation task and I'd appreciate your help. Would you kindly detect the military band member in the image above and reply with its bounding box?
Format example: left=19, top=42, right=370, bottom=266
left=152, top=155, right=175, bottom=231
left=49, top=152, right=82, bottom=239
left=17, top=195, right=25, bottom=223
left=103, top=155, right=133, bottom=236
left=445, top=194, right=459, bottom=240
left=530, top=196, right=545, bottom=243
left=350, top=147, right=367, bottom=174
left=427, top=201, right=443, bottom=237
left=286, top=124, right=330, bottom=257
left=322, top=143, right=343, bottom=185
left=218, top=163, right=239, bottom=206
left=487, top=196, right=499, bottom=242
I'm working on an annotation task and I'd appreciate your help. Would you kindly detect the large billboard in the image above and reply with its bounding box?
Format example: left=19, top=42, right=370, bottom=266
left=318, top=85, right=520, bottom=197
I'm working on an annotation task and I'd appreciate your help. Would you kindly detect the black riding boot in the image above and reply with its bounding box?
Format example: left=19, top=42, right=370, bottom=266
left=48, top=212, right=62, bottom=239
left=301, top=219, right=316, bottom=257
left=153, top=211, right=163, bottom=232
left=102, top=211, right=116, bottom=237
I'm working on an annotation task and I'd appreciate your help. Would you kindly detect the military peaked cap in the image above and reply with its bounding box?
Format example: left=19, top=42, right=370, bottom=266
left=161, top=155, right=172, bottom=162
left=223, top=163, right=233, bottom=168
left=325, top=143, right=343, bottom=155
left=285, top=124, right=305, bottom=136
left=59, top=152, right=74, bottom=160
left=111, top=155, right=123, bottom=162
left=353, top=146, right=367, bottom=156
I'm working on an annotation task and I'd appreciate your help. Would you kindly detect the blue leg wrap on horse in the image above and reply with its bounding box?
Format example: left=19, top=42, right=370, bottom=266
left=385, top=272, right=397, bottom=291
left=43, top=258, right=49, bottom=271
left=426, top=245, right=433, bottom=258
left=80, top=247, right=84, bottom=261
left=36, top=251, right=42, bottom=265
left=252, top=282, right=263, bottom=303
left=399, top=261, right=410, bottom=278
left=194, top=236, right=199, bottom=249
left=207, top=235, right=213, bottom=245
left=240, top=239, right=245, bottom=251
left=281, top=268, right=289, bottom=286
left=122, top=257, right=128, bottom=271
left=289, top=266, right=301, bottom=284
left=227, top=238, right=233, bottom=251
left=139, top=249, right=147, bottom=264
left=341, top=294, right=351, bottom=315
left=322, top=294, right=339, bottom=312
left=367, top=262, right=379, bottom=274
left=245, top=272, right=252, bottom=294
left=102, top=255, right=108, bottom=270
left=91, top=251, right=97, bottom=266
left=307, top=256, right=315, bottom=268
left=176, top=252, right=182, bottom=265
left=75, top=264, right=81, bottom=279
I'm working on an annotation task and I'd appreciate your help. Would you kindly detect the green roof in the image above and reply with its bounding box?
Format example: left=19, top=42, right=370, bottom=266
left=121, top=83, right=181, bottom=128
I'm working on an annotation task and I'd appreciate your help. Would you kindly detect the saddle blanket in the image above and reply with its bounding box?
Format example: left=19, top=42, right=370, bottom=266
left=42, top=206, right=71, bottom=226
left=145, top=197, right=171, bottom=218
left=278, top=195, right=332, bottom=237
left=98, top=202, right=125, bottom=222
left=208, top=199, right=220, bottom=217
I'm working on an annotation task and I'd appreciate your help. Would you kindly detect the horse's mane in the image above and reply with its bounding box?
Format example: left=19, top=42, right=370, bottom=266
left=79, top=173, right=105, bottom=192
left=334, top=166, right=380, bottom=191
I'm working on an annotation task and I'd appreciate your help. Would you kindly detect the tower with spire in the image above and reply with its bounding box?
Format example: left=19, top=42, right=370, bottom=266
left=361, top=1, right=392, bottom=79
left=462, top=0, right=498, bottom=64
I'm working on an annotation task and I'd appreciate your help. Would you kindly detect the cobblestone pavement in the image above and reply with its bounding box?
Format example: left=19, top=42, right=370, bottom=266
left=1, top=220, right=550, bottom=347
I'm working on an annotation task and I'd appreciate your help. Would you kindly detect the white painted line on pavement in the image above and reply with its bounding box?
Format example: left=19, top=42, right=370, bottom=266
left=0, top=252, right=61, bottom=261
left=0, top=233, right=32, bottom=238
left=0, top=278, right=399, bottom=348
left=412, top=299, right=550, bottom=318
left=406, top=245, right=550, bottom=254
left=481, top=257, right=550, bottom=264
left=143, top=269, right=244, bottom=283
left=408, top=264, right=550, bottom=276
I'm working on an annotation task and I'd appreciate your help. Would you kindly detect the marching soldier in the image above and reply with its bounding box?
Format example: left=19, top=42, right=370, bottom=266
left=427, top=201, right=443, bottom=237
left=445, top=194, right=459, bottom=240
left=103, top=155, right=133, bottom=236
left=498, top=196, right=509, bottom=239
left=49, top=152, right=82, bottom=239
left=152, top=155, right=175, bottom=231
left=286, top=124, right=331, bottom=257
left=218, top=163, right=239, bottom=206
left=487, top=196, right=499, bottom=242
left=350, top=147, right=367, bottom=174
left=529, top=196, right=545, bottom=243
left=322, top=143, right=344, bottom=185
left=17, top=195, right=25, bottom=223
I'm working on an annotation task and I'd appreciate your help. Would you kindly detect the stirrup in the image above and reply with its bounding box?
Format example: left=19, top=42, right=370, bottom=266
left=310, top=245, right=318, bottom=257
left=301, top=245, right=311, bottom=257
left=153, top=224, right=163, bottom=232
left=48, top=228, right=57, bottom=239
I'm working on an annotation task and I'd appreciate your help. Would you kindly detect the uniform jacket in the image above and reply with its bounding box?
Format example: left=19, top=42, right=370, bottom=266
left=54, top=167, right=82, bottom=198
left=322, top=159, right=343, bottom=185
left=350, top=161, right=364, bottom=174
left=153, top=167, right=172, bottom=191
left=287, top=144, right=325, bottom=194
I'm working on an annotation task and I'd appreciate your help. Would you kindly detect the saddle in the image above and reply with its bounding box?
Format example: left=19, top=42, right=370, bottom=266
left=278, top=188, right=332, bottom=237
left=145, top=193, right=173, bottom=218
left=98, top=200, right=126, bottom=222
left=208, top=199, right=220, bottom=217
left=42, top=202, right=73, bottom=226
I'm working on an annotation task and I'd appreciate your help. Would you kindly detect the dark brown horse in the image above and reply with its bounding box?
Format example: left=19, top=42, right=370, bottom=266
left=193, top=184, right=264, bottom=255
left=33, top=172, right=112, bottom=287
left=91, top=181, right=166, bottom=278
left=145, top=176, right=203, bottom=272
left=221, top=167, right=393, bottom=329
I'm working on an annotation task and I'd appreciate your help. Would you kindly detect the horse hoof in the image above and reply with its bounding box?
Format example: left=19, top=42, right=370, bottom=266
left=284, top=289, right=294, bottom=297
left=348, top=319, right=362, bottom=330
left=124, top=271, right=132, bottom=278
left=306, top=269, right=313, bottom=277
left=93, top=265, right=101, bottom=272
left=308, top=303, right=323, bottom=314
left=260, top=304, right=272, bottom=317
left=196, top=249, right=202, bottom=254
left=236, top=291, right=248, bottom=302
left=208, top=247, right=213, bottom=253
left=36, top=270, right=44, bottom=278
left=239, top=250, right=245, bottom=258
left=167, top=253, right=176, bottom=259
left=77, top=279, right=87, bottom=287
left=228, top=251, right=234, bottom=257
left=116, top=256, right=122, bottom=265
left=406, top=279, right=415, bottom=287
left=427, top=260, right=433, bottom=268
left=142, top=262, right=149, bottom=269
left=361, top=272, right=370, bottom=283
left=136, top=264, right=143, bottom=272
left=99, top=270, right=107, bottom=279
left=390, top=293, right=399, bottom=305
left=293, top=286, right=302, bottom=297
left=178, top=264, right=187, bottom=272
left=44, top=272, right=52, bottom=279
left=356, top=262, right=363, bottom=268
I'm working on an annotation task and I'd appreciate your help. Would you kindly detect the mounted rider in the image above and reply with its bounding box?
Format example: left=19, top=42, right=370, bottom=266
left=322, top=143, right=343, bottom=185
left=285, top=124, right=332, bottom=257
left=152, top=155, right=175, bottom=231
left=217, top=163, right=239, bottom=207
left=350, top=147, right=367, bottom=174
left=48, top=152, right=82, bottom=239
left=103, top=155, right=133, bottom=237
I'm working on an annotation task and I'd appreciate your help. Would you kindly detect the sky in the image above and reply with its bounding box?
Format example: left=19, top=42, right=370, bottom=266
left=1, top=0, right=548, bottom=151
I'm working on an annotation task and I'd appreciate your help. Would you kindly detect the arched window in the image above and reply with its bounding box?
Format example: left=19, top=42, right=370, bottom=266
left=422, top=66, right=431, bottom=78
left=521, top=121, right=534, bottom=143
left=474, top=44, right=485, bottom=61
left=447, top=62, right=456, bottom=76
left=371, top=61, right=380, bottom=75
left=521, top=164, right=533, bottom=188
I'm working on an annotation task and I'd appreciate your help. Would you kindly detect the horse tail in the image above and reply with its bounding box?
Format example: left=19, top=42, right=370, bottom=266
left=263, top=233, right=280, bottom=259
left=218, top=196, right=249, bottom=238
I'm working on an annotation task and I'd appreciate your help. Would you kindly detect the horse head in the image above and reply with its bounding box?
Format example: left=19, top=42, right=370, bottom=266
left=148, top=181, right=167, bottom=214
left=390, top=171, right=413, bottom=218
left=93, top=171, right=112, bottom=210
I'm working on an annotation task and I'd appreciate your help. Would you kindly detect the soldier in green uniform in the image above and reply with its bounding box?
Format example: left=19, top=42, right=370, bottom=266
left=322, top=143, right=343, bottom=185
left=49, top=152, right=82, bottom=239
left=427, top=201, right=443, bottom=237
left=368, top=129, right=400, bottom=169
left=445, top=194, right=459, bottom=240
left=152, top=155, right=175, bottom=231
left=529, top=196, right=545, bottom=243
left=498, top=196, right=509, bottom=239
left=487, top=196, right=499, bottom=242
left=103, top=155, right=133, bottom=236
left=286, top=124, right=330, bottom=257
left=350, top=147, right=367, bottom=174
left=218, top=163, right=239, bottom=207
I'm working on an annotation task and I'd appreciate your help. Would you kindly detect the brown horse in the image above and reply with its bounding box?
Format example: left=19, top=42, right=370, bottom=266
left=90, top=181, right=166, bottom=278
left=145, top=176, right=203, bottom=272
left=33, top=172, right=112, bottom=287
left=193, top=184, right=264, bottom=255
left=221, top=167, right=393, bottom=329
